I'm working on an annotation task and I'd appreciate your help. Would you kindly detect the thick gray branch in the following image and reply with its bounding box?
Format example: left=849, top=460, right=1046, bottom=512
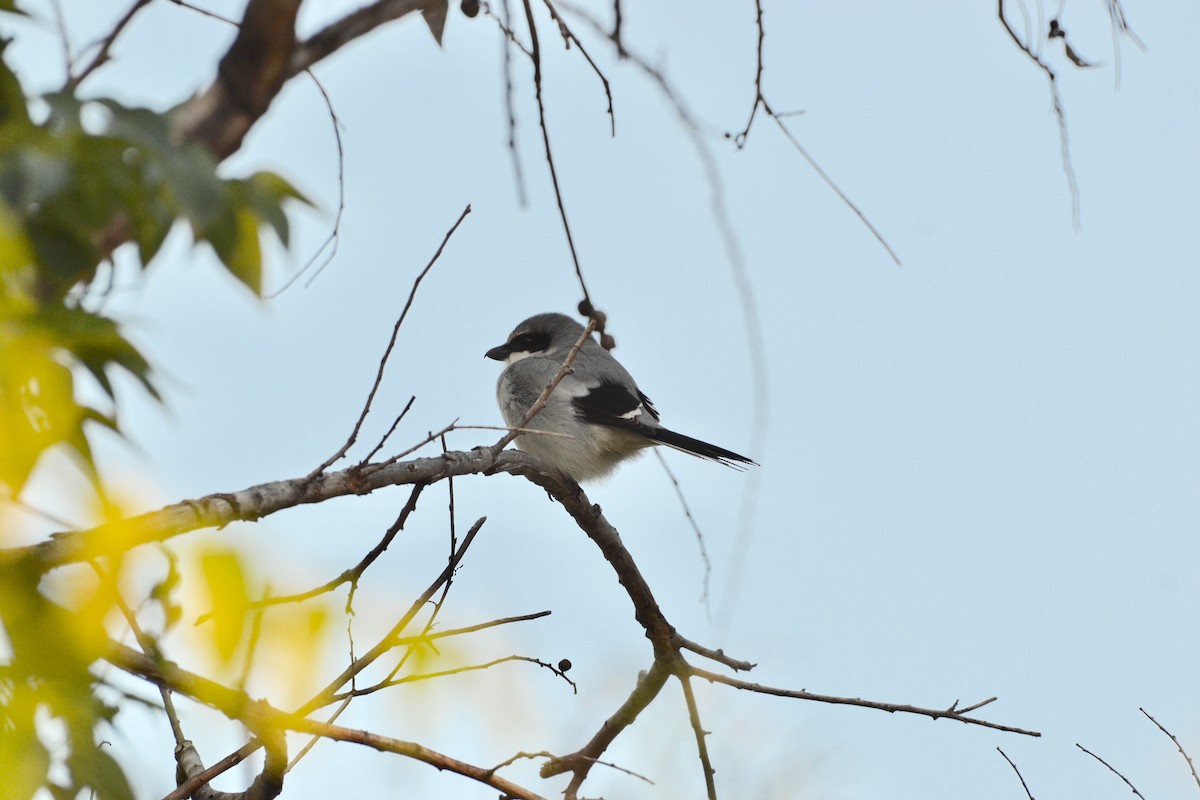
left=1, top=448, right=527, bottom=572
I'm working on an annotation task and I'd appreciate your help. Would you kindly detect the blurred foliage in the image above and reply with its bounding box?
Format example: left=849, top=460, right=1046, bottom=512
left=0, top=40, right=307, bottom=497
left=0, top=26, right=306, bottom=800
left=0, top=561, right=134, bottom=800
left=199, top=547, right=252, bottom=664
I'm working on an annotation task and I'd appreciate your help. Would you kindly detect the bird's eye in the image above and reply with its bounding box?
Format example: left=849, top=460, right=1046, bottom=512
left=508, top=331, right=550, bottom=353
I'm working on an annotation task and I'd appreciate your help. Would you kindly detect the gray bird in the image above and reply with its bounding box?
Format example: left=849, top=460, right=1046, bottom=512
left=485, top=312, right=756, bottom=482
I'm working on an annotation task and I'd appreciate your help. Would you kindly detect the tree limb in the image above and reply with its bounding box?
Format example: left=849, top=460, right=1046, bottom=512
left=105, top=640, right=544, bottom=800
left=171, top=0, right=303, bottom=159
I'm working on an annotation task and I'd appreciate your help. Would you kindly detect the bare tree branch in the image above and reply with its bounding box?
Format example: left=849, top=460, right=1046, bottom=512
left=1140, top=707, right=1200, bottom=792
left=541, top=0, right=615, bottom=136
left=171, top=0, right=303, bottom=159
left=728, top=0, right=902, bottom=265
left=997, top=747, right=1036, bottom=800
left=519, top=0, right=595, bottom=314
left=309, top=203, right=471, bottom=478
left=336, top=653, right=577, bottom=699
left=65, top=0, right=154, bottom=91
left=543, top=658, right=672, bottom=786
left=997, top=0, right=1081, bottom=228
left=1076, top=742, right=1146, bottom=799
left=167, top=515, right=490, bottom=798
left=106, top=640, right=544, bottom=800
left=193, top=484, right=426, bottom=625
left=691, top=667, right=1040, bottom=737
left=678, top=674, right=717, bottom=800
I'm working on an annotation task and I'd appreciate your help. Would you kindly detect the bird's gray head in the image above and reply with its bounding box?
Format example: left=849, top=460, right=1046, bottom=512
left=484, top=313, right=585, bottom=365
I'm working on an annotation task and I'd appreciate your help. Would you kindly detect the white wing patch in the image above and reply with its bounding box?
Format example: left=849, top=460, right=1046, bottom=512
left=620, top=404, right=647, bottom=421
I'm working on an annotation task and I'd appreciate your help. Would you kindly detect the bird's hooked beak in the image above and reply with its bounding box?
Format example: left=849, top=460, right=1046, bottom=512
left=485, top=343, right=511, bottom=361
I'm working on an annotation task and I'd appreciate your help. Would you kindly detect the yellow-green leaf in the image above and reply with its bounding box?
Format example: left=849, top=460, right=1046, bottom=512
left=199, top=548, right=251, bottom=663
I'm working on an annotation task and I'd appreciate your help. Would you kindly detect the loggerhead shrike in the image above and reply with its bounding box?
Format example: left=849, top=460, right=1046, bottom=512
left=486, top=312, right=756, bottom=482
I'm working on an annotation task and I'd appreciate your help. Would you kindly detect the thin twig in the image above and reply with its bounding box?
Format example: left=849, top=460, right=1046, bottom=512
left=727, top=0, right=901, bottom=264
left=998, top=0, right=1081, bottom=228
left=286, top=696, right=351, bottom=773
left=91, top=560, right=187, bottom=746
left=768, top=115, right=902, bottom=264
left=494, top=0, right=530, bottom=205
left=164, top=0, right=237, bottom=24
left=674, top=635, right=754, bottom=672
left=110, top=638, right=545, bottom=800
left=307, top=204, right=471, bottom=479
left=678, top=674, right=718, bottom=800
left=519, top=0, right=593, bottom=310
left=653, top=450, right=713, bottom=617
left=490, top=751, right=653, bottom=784
left=47, top=0, right=75, bottom=82
left=336, top=654, right=577, bottom=699
left=192, top=485, right=425, bottom=624
left=359, top=395, right=416, bottom=464
left=454, top=423, right=576, bottom=438
left=66, top=0, right=154, bottom=91
left=268, top=69, right=349, bottom=296
left=692, top=667, right=1040, bottom=737
left=1076, top=743, right=1146, bottom=799
left=393, top=611, right=552, bottom=645
left=364, top=420, right=460, bottom=471
left=1141, top=707, right=1200, bottom=792
left=377, top=434, right=462, bottom=689
left=300, top=516, right=489, bottom=716
left=172, top=518, right=490, bottom=797
left=997, top=747, right=1036, bottom=800
left=236, top=598, right=266, bottom=691
left=1106, top=0, right=1146, bottom=90
left=541, top=0, right=615, bottom=135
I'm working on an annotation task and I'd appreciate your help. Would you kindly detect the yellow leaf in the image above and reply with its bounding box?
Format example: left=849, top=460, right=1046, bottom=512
left=198, top=548, right=251, bottom=663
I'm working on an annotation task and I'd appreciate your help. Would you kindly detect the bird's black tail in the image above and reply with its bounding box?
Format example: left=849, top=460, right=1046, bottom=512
left=647, top=427, right=757, bottom=470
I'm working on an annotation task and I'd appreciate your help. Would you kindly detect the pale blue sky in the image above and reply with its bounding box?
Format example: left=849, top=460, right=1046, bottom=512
left=5, top=1, right=1200, bottom=798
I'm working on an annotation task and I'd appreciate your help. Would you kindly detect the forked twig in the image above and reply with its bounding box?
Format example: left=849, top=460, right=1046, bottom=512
left=307, top=204, right=471, bottom=479
left=692, top=667, right=1040, bottom=737
left=998, top=0, right=1081, bottom=228
left=65, top=0, right=154, bottom=90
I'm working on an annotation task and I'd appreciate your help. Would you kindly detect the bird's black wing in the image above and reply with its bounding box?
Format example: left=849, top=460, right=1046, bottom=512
left=573, top=379, right=755, bottom=469
left=572, top=379, right=657, bottom=429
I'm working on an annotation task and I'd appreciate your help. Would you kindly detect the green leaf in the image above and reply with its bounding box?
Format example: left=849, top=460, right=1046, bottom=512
left=0, top=342, right=84, bottom=494
left=37, top=306, right=161, bottom=402
left=0, top=710, right=50, bottom=800
left=207, top=206, right=263, bottom=295
left=66, top=744, right=134, bottom=800
left=0, top=305, right=159, bottom=493
left=0, top=40, right=30, bottom=128
left=239, top=170, right=311, bottom=248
